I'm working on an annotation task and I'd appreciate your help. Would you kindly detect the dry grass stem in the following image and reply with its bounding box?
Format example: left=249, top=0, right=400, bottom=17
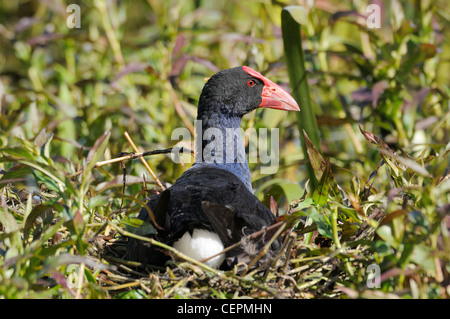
left=124, top=131, right=166, bottom=190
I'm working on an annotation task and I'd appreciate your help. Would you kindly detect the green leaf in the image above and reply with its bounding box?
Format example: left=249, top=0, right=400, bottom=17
left=0, top=147, right=35, bottom=160
left=311, top=159, right=331, bottom=206
left=23, top=204, right=56, bottom=242
left=379, top=149, right=431, bottom=177
left=303, top=130, right=326, bottom=182
left=290, top=197, right=314, bottom=213
left=25, top=218, right=67, bottom=256
left=32, top=169, right=64, bottom=195
left=84, top=268, right=98, bottom=284
left=281, top=7, right=320, bottom=190
left=34, top=128, right=54, bottom=159
left=401, top=43, right=437, bottom=75
left=255, top=178, right=302, bottom=202
left=270, top=182, right=304, bottom=204
left=374, top=240, right=392, bottom=257
left=18, top=160, right=65, bottom=191
left=376, top=225, right=398, bottom=249
left=87, top=196, right=109, bottom=210
left=305, top=207, right=333, bottom=239
left=116, top=289, right=147, bottom=299
left=283, top=6, right=307, bottom=25
left=64, top=210, right=87, bottom=256
left=410, top=244, right=436, bottom=275
left=81, top=131, right=111, bottom=186
left=0, top=207, right=19, bottom=234
left=120, top=217, right=157, bottom=236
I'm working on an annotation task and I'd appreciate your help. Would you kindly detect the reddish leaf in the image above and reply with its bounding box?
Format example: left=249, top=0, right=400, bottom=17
left=372, top=80, right=389, bottom=108
left=269, top=196, right=279, bottom=217
left=358, top=124, right=394, bottom=154
left=303, top=129, right=326, bottom=181
left=111, top=62, right=148, bottom=90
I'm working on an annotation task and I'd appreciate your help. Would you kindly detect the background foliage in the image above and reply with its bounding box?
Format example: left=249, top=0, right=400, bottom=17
left=0, top=0, right=448, bottom=299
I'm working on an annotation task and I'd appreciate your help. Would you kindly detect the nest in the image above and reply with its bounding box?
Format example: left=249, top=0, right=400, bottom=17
left=86, top=208, right=383, bottom=299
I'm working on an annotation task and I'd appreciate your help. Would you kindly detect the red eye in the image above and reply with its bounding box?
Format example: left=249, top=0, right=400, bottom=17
left=247, top=80, right=256, bottom=87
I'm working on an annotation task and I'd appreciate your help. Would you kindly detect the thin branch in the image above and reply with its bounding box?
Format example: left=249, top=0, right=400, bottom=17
left=70, top=147, right=193, bottom=178
left=124, top=132, right=166, bottom=191
left=199, top=220, right=286, bottom=264
left=240, top=222, right=287, bottom=277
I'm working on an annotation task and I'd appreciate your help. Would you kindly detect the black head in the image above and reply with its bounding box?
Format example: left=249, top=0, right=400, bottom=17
left=197, top=66, right=299, bottom=120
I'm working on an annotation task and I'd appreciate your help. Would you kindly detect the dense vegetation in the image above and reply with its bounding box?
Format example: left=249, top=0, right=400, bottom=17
left=0, top=0, right=448, bottom=299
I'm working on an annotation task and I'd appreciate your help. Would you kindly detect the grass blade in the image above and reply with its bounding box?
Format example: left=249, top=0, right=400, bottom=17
left=281, top=6, right=321, bottom=190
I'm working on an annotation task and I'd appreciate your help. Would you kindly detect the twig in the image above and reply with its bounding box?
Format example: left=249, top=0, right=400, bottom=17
left=95, top=148, right=192, bottom=167
left=102, top=281, right=142, bottom=291
left=165, top=82, right=195, bottom=136
left=281, top=233, right=296, bottom=270
left=75, top=262, right=85, bottom=299
left=163, top=275, right=194, bottom=298
left=124, top=132, right=166, bottom=190
left=94, top=0, right=124, bottom=65
left=199, top=221, right=285, bottom=264
left=240, top=223, right=287, bottom=277
left=70, top=147, right=192, bottom=178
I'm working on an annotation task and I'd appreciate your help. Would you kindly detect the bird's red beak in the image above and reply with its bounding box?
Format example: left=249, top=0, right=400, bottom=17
left=243, top=66, right=300, bottom=112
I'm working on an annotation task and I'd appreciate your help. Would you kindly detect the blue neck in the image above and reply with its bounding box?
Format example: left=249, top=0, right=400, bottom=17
left=192, top=114, right=253, bottom=192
